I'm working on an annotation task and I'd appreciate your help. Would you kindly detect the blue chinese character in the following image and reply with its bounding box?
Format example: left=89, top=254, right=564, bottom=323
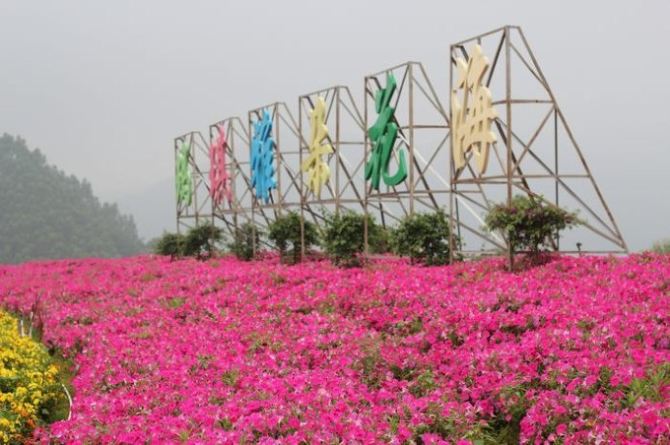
left=251, top=109, right=277, bottom=204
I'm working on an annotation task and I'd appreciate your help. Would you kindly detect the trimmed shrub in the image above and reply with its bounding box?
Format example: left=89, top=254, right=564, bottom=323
left=322, top=212, right=385, bottom=267
left=267, top=212, right=318, bottom=264
left=154, top=224, right=223, bottom=260
left=154, top=233, right=186, bottom=259
left=227, top=222, right=259, bottom=261
left=485, top=195, right=577, bottom=256
left=183, top=223, right=224, bottom=259
left=390, top=210, right=455, bottom=265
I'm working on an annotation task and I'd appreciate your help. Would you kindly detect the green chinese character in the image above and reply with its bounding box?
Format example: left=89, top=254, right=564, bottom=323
left=176, top=142, right=193, bottom=206
left=365, top=73, right=407, bottom=191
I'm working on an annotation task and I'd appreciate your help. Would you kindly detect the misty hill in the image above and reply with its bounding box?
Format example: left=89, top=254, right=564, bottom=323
left=0, top=134, right=145, bottom=263
left=117, top=176, right=175, bottom=241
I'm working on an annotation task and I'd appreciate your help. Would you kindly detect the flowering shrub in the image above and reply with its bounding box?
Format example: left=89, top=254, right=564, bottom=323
left=0, top=310, right=66, bottom=444
left=485, top=195, right=577, bottom=256
left=1, top=253, right=669, bottom=443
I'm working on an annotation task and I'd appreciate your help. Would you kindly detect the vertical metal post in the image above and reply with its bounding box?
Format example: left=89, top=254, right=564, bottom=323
left=554, top=108, right=559, bottom=249
left=505, top=26, right=514, bottom=270
left=299, top=99, right=306, bottom=261
left=210, top=127, right=217, bottom=228
left=191, top=134, right=199, bottom=228
left=408, top=64, right=415, bottom=216
left=230, top=121, right=238, bottom=233
left=274, top=104, right=282, bottom=218
left=174, top=138, right=180, bottom=234
left=448, top=47, right=455, bottom=264
left=363, top=78, right=370, bottom=256
left=249, top=113, right=257, bottom=257
left=335, top=88, right=342, bottom=215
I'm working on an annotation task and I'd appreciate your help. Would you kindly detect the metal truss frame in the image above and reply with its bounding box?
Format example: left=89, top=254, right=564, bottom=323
left=172, top=25, right=627, bottom=265
left=247, top=102, right=311, bottom=252
left=298, top=85, right=367, bottom=216
left=362, top=61, right=465, bottom=253
left=174, top=131, right=213, bottom=234
left=208, top=117, right=274, bottom=240
left=448, top=25, right=628, bottom=264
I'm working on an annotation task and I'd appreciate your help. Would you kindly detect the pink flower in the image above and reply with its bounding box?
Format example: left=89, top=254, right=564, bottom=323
left=0, top=254, right=668, bottom=443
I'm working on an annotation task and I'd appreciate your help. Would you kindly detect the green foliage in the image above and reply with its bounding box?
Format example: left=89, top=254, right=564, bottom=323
left=390, top=210, right=455, bottom=265
left=622, top=362, right=670, bottom=409
left=650, top=239, right=670, bottom=254
left=0, top=134, right=145, bottom=263
left=0, top=311, right=72, bottom=442
left=355, top=341, right=384, bottom=390
left=183, top=223, right=223, bottom=259
left=153, top=224, right=222, bottom=260
left=154, top=233, right=186, bottom=259
left=221, top=369, right=240, bottom=387
left=409, top=369, right=437, bottom=397
left=485, top=195, right=577, bottom=256
left=267, top=212, right=318, bottom=264
left=227, top=222, right=259, bottom=261
left=321, top=211, right=385, bottom=267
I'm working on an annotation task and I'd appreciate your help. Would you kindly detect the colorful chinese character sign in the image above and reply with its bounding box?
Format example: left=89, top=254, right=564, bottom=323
left=251, top=109, right=276, bottom=204
left=209, top=124, right=232, bottom=206
left=365, top=73, right=407, bottom=191
left=301, top=96, right=333, bottom=198
left=175, top=142, right=193, bottom=207
left=451, top=44, right=497, bottom=174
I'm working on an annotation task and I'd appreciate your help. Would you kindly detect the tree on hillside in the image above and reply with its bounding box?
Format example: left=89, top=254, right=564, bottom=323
left=0, top=134, right=145, bottom=263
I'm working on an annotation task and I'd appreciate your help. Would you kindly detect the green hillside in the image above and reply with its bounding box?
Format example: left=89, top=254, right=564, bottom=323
left=0, top=134, right=145, bottom=263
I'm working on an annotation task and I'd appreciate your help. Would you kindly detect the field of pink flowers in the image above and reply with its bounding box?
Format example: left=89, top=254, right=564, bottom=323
left=1, top=253, right=669, bottom=444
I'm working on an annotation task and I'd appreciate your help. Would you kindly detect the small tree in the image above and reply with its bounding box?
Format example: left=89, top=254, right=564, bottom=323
left=183, top=223, right=224, bottom=259
left=154, top=232, right=186, bottom=259
left=322, top=211, right=384, bottom=267
left=227, top=222, right=259, bottom=261
left=390, top=210, right=454, bottom=265
left=267, top=212, right=318, bottom=264
left=485, top=195, right=577, bottom=259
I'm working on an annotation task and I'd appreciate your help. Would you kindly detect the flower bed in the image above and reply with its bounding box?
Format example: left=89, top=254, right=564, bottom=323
left=0, top=254, right=669, bottom=443
left=0, top=310, right=66, bottom=444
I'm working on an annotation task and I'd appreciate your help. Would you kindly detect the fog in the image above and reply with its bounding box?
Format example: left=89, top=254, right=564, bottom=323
left=1, top=0, right=668, bottom=250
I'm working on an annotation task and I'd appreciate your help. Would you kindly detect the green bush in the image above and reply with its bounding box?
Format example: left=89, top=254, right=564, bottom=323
left=267, top=212, right=318, bottom=264
left=154, top=232, right=186, bottom=259
left=651, top=239, right=670, bottom=254
left=227, top=222, right=259, bottom=261
left=322, top=211, right=385, bottom=267
left=370, top=225, right=392, bottom=255
left=183, top=223, right=224, bottom=259
left=485, top=195, right=577, bottom=256
left=154, top=224, right=223, bottom=260
left=390, top=210, right=455, bottom=265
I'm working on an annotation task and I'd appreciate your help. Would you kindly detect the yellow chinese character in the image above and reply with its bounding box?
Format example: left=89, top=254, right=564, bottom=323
left=302, top=96, right=333, bottom=198
left=451, top=44, right=497, bottom=174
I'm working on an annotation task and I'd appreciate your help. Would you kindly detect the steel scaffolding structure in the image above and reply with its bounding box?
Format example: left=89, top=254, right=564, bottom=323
left=448, top=26, right=627, bottom=264
left=174, top=131, right=213, bottom=234
left=172, top=26, right=627, bottom=264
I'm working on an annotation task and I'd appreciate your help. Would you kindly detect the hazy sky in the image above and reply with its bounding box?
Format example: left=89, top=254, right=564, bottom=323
left=1, top=0, right=668, bottom=250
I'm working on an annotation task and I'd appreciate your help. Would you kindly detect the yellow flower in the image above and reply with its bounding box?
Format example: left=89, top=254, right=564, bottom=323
left=0, top=310, right=67, bottom=444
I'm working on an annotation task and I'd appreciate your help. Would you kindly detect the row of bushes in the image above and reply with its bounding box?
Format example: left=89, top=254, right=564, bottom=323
left=155, top=196, right=577, bottom=268
left=154, top=210, right=455, bottom=267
